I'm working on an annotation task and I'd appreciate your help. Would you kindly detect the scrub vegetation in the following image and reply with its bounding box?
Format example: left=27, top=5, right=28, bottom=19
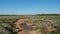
left=0, top=14, right=60, bottom=34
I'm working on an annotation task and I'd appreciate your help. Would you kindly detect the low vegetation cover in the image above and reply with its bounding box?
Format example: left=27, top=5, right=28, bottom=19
left=0, top=14, right=60, bottom=34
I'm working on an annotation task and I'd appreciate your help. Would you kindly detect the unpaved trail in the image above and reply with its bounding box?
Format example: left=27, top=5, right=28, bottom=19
left=14, top=19, right=42, bottom=34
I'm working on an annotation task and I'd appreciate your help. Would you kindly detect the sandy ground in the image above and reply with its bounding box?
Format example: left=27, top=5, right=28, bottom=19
left=15, top=19, right=41, bottom=34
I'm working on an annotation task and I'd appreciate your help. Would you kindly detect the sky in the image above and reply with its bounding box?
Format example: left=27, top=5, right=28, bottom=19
left=0, top=0, right=60, bottom=15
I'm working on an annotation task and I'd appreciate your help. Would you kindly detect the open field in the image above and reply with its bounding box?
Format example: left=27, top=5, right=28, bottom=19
left=0, top=15, right=60, bottom=34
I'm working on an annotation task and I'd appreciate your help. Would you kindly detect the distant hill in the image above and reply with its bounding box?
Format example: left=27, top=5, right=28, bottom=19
left=36, top=14, right=60, bottom=16
left=0, top=14, right=60, bottom=16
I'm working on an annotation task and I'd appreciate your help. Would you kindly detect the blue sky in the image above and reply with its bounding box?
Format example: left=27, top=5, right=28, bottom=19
left=0, top=0, right=60, bottom=15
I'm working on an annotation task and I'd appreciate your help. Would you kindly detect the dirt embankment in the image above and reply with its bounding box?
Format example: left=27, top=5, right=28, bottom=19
left=14, top=19, right=42, bottom=34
